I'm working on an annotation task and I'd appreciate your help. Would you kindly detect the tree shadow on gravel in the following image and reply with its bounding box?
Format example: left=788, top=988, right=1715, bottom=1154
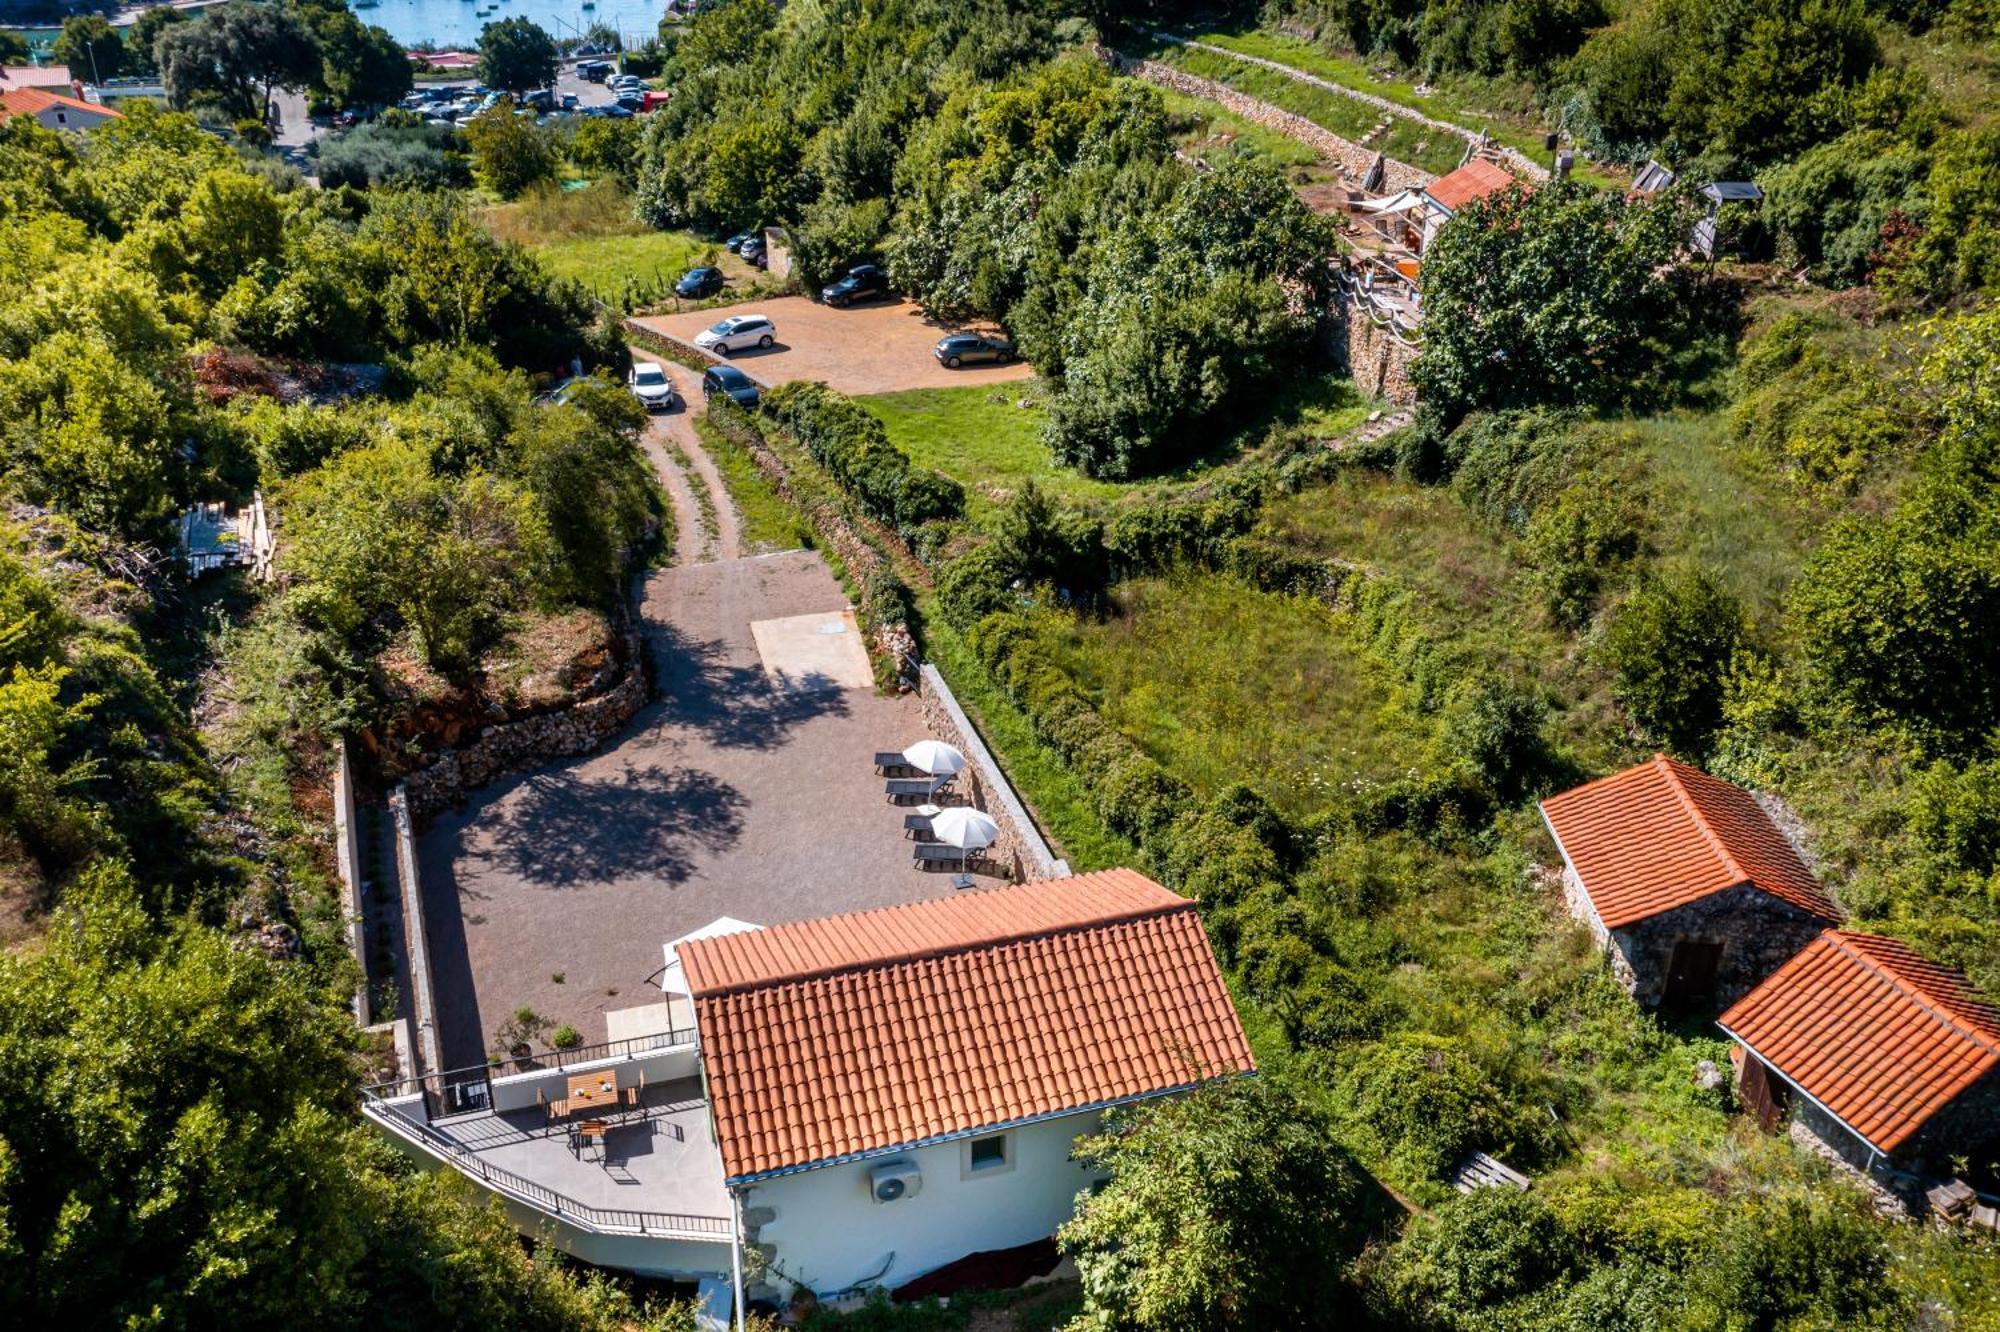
left=482, top=761, right=747, bottom=888
left=648, top=622, right=852, bottom=751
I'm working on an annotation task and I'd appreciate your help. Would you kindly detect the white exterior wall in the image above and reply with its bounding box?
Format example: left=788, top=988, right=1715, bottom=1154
left=31, top=104, right=115, bottom=131
left=743, top=1109, right=1109, bottom=1296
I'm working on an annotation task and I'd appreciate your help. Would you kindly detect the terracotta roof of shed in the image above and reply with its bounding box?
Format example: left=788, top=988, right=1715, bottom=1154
left=682, top=868, right=1255, bottom=1181
left=1540, top=755, right=1840, bottom=930
left=1719, top=931, right=2000, bottom=1153
left=1423, top=157, right=1516, bottom=212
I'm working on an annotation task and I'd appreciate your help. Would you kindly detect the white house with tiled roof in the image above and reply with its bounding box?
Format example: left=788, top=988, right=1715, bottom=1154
left=362, top=869, right=1252, bottom=1324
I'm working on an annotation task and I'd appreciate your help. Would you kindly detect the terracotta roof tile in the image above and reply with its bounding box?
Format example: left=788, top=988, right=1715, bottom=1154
left=1718, top=931, right=2000, bottom=1153
left=1424, top=157, right=1517, bottom=213
left=682, top=868, right=1255, bottom=1181
left=1540, top=755, right=1840, bottom=930
left=0, top=87, right=117, bottom=119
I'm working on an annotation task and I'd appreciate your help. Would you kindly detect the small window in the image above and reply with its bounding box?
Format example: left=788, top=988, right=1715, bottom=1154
left=964, top=1132, right=1011, bottom=1177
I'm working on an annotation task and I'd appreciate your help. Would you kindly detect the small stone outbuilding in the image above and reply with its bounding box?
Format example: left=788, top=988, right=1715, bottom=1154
left=1540, top=755, right=1841, bottom=1011
left=1718, top=931, right=2000, bottom=1177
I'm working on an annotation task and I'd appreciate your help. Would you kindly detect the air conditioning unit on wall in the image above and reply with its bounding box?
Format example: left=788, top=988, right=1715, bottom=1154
left=870, top=1160, right=922, bottom=1204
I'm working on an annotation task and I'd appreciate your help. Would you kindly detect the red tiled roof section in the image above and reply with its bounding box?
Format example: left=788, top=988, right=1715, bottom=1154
left=0, top=88, right=117, bottom=118
left=684, top=869, right=1256, bottom=1180
left=1719, top=931, right=2000, bottom=1153
left=1424, top=157, right=1516, bottom=212
left=1540, top=755, right=1840, bottom=930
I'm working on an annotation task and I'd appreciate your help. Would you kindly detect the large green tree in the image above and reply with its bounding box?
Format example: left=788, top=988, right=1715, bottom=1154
left=1412, top=180, right=1689, bottom=421
left=477, top=17, right=559, bottom=95
left=52, top=14, right=125, bottom=82
left=156, top=2, right=324, bottom=123
left=1061, top=1078, right=1369, bottom=1330
left=302, top=3, right=412, bottom=110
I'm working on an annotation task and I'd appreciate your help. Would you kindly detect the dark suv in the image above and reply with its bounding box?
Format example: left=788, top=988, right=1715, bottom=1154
left=821, top=263, right=889, bottom=307
left=676, top=266, right=725, bottom=299
left=933, top=333, right=1015, bottom=368
left=702, top=364, right=760, bottom=409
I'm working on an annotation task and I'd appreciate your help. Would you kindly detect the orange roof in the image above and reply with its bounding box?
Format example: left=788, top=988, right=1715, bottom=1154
left=683, top=868, right=1255, bottom=1180
left=1423, top=158, right=1516, bottom=213
left=0, top=87, right=118, bottom=120
left=1540, top=755, right=1840, bottom=930
left=1719, top=931, right=2000, bottom=1153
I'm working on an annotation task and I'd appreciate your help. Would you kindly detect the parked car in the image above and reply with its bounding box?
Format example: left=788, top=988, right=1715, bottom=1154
left=821, top=263, right=888, bottom=307
left=676, top=266, right=725, bottom=299
left=723, top=229, right=756, bottom=253
left=933, top=333, right=1015, bottom=368
left=614, top=90, right=644, bottom=111
left=739, top=234, right=767, bottom=266
left=702, top=364, right=760, bottom=409
left=695, top=313, right=776, bottom=356
left=600, top=103, right=634, bottom=119
left=560, top=92, right=579, bottom=111
left=628, top=361, right=676, bottom=411
left=578, top=60, right=613, bottom=81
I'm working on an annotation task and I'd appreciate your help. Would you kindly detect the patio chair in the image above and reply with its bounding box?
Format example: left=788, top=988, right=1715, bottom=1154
left=915, top=843, right=968, bottom=870
left=573, top=1119, right=609, bottom=1162
left=622, top=1068, right=645, bottom=1111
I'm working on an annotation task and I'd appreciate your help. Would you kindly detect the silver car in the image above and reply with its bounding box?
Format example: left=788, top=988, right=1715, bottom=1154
left=694, top=313, right=776, bottom=356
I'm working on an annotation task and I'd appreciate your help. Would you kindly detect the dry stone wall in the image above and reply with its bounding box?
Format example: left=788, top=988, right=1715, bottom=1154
left=1329, top=291, right=1420, bottom=404
left=1106, top=49, right=1434, bottom=194
left=402, top=631, right=650, bottom=822
left=918, top=665, right=1070, bottom=885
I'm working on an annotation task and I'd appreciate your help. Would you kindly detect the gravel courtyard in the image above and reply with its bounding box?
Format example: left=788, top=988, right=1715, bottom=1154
left=630, top=295, right=1036, bottom=396
left=418, top=548, right=946, bottom=1072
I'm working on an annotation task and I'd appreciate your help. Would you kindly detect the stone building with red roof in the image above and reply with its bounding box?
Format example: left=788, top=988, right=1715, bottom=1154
left=1719, top=931, right=2000, bottom=1178
left=1540, top=755, right=1842, bottom=1009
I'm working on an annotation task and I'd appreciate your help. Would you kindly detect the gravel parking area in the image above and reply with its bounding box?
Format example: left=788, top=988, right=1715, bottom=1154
left=631, top=296, right=1037, bottom=396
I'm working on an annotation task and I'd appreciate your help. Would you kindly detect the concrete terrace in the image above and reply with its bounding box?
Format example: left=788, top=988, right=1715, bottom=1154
left=419, top=547, right=945, bottom=1072
left=410, top=1076, right=730, bottom=1222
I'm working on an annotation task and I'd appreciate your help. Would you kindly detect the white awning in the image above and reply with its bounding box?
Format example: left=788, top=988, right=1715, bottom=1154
left=1358, top=189, right=1427, bottom=215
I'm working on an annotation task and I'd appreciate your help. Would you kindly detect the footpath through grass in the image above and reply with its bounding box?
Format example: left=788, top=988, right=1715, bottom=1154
left=691, top=408, right=810, bottom=555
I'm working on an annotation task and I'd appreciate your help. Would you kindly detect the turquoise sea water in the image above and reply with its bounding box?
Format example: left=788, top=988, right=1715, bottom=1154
left=351, top=0, right=668, bottom=51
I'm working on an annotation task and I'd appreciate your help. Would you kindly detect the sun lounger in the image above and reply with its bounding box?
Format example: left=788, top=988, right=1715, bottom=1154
left=874, top=752, right=919, bottom=775
left=886, top=776, right=948, bottom=800
left=903, top=813, right=936, bottom=840
left=915, top=844, right=967, bottom=869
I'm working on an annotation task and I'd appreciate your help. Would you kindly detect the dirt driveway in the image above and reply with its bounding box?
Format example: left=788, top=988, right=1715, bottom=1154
left=630, top=296, right=1036, bottom=396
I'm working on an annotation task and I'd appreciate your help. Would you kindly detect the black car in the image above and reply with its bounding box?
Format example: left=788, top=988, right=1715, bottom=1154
left=702, top=364, right=760, bottom=409
left=676, top=266, right=725, bottom=299
left=933, top=333, right=1015, bottom=368
left=821, top=263, right=889, bottom=307
left=723, top=229, right=755, bottom=254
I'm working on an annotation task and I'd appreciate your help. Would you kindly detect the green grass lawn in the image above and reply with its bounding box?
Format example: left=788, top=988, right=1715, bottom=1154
left=479, top=180, right=728, bottom=305
left=861, top=375, right=1373, bottom=527
left=1038, top=572, right=1429, bottom=822
left=1175, top=27, right=1625, bottom=188
left=857, top=386, right=1132, bottom=524
left=1156, top=87, right=1326, bottom=173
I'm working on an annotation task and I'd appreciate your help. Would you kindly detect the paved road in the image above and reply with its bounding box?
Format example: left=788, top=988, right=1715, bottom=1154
left=417, top=374, right=943, bottom=1071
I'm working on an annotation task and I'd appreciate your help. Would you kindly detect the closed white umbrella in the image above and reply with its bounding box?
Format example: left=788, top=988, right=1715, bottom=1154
left=902, top=739, right=967, bottom=777
left=929, top=806, right=999, bottom=851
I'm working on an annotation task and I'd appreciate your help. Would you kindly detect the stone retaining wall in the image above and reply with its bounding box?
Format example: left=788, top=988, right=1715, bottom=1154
left=919, top=665, right=1070, bottom=885
left=402, top=631, right=650, bottom=822
left=391, top=785, right=442, bottom=1080
left=334, top=738, right=369, bottom=1023
left=1330, top=290, right=1420, bottom=404
left=1147, top=30, right=1550, bottom=183
left=1108, top=50, right=1433, bottom=195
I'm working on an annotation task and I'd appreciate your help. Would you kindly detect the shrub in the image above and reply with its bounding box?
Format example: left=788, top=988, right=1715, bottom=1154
left=1339, top=1032, right=1515, bottom=1183
left=1372, top=1187, right=1579, bottom=1328
left=551, top=1024, right=581, bottom=1049
left=934, top=544, right=1016, bottom=629
left=1599, top=566, right=1746, bottom=757
left=1521, top=480, right=1647, bottom=628
left=760, top=382, right=963, bottom=536
left=1689, top=1193, right=1895, bottom=1328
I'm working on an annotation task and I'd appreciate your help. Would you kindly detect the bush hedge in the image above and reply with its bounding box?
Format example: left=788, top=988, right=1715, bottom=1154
left=759, top=382, right=964, bottom=536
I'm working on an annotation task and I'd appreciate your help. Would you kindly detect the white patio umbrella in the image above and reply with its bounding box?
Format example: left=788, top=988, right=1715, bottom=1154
left=901, top=739, right=967, bottom=778
left=929, top=806, right=999, bottom=851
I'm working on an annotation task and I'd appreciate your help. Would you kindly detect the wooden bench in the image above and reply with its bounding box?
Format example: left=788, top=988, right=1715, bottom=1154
left=1450, top=1151, right=1531, bottom=1194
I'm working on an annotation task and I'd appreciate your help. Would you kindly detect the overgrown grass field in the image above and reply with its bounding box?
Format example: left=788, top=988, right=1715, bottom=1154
left=480, top=181, right=723, bottom=304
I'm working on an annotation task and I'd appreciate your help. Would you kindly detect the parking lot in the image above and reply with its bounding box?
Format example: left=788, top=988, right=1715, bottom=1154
left=630, top=296, right=1038, bottom=396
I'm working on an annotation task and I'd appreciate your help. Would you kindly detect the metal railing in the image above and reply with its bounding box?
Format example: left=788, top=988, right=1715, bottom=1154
left=367, top=1025, right=701, bottom=1114
left=361, top=1093, right=732, bottom=1241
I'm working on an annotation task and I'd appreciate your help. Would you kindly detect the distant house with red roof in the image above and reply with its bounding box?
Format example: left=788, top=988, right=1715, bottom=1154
left=1540, top=755, right=1841, bottom=1009
left=0, top=86, right=120, bottom=132
left=1417, top=156, right=1518, bottom=251
left=679, top=867, right=1254, bottom=1301
left=1719, top=931, right=2000, bottom=1175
